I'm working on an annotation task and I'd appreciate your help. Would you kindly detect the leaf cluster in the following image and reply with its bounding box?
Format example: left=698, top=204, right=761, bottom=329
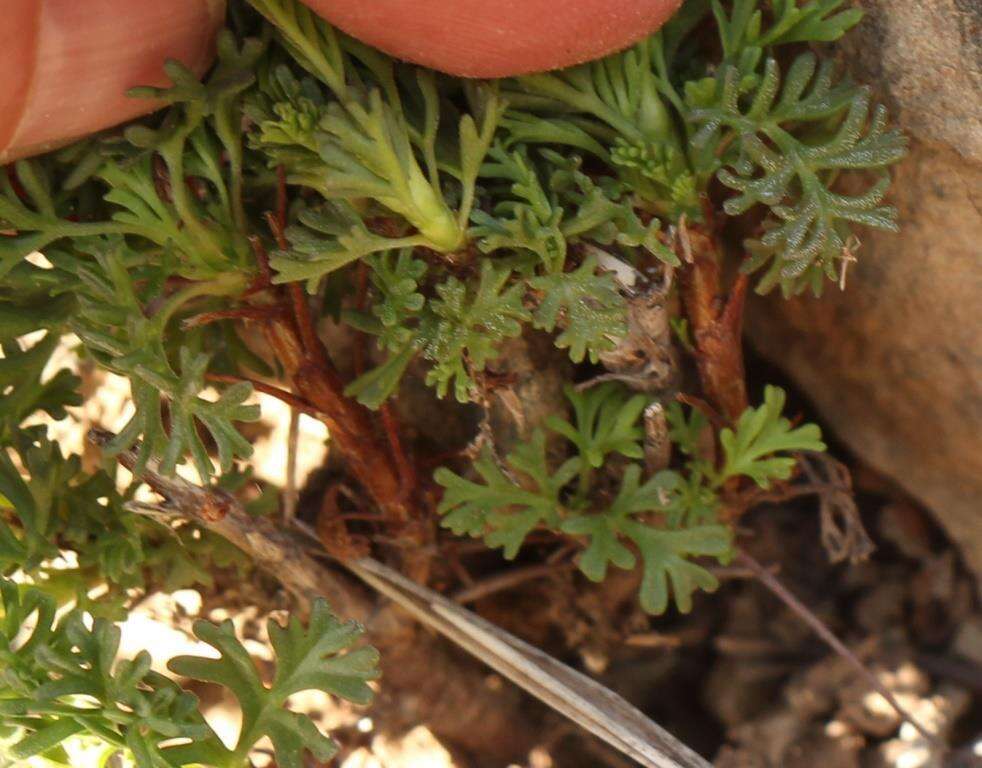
left=503, top=0, right=905, bottom=295
left=690, top=53, right=906, bottom=294
left=2, top=0, right=907, bottom=462
left=248, top=0, right=501, bottom=268
left=0, top=579, right=378, bottom=768
left=437, top=384, right=824, bottom=614
left=344, top=248, right=634, bottom=407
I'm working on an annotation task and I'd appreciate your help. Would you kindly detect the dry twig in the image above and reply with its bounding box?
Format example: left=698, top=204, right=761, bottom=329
left=736, top=549, right=941, bottom=746
left=283, top=406, right=300, bottom=523
left=452, top=562, right=576, bottom=605
left=797, top=451, right=875, bottom=564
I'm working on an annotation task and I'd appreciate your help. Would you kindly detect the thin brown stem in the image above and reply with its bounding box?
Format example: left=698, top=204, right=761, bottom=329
left=452, top=562, right=575, bottom=605
left=263, top=209, right=331, bottom=372
left=316, top=484, right=370, bottom=560
left=245, top=235, right=273, bottom=295
left=288, top=282, right=330, bottom=369
left=736, top=550, right=940, bottom=746
left=706, top=562, right=779, bottom=580
left=674, top=393, right=728, bottom=431
left=263, top=317, right=412, bottom=523
left=205, top=373, right=319, bottom=417
left=379, top=402, right=416, bottom=499
left=263, top=209, right=288, bottom=253
left=350, top=259, right=416, bottom=500
left=730, top=481, right=847, bottom=515
left=257, top=174, right=418, bottom=536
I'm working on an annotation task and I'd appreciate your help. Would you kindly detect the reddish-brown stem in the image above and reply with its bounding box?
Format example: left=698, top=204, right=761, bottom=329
left=316, top=484, right=371, bottom=561
left=678, top=226, right=749, bottom=422
left=163, top=276, right=195, bottom=290
left=152, top=155, right=173, bottom=204
left=379, top=402, right=416, bottom=498
left=205, top=373, right=320, bottom=417
left=452, top=562, right=575, bottom=605
left=265, top=208, right=289, bottom=252
left=287, top=282, right=330, bottom=370
left=263, top=317, right=412, bottom=524
left=674, top=392, right=728, bottom=431
left=253, top=176, right=420, bottom=539
left=261, top=211, right=332, bottom=373
left=349, top=259, right=414, bottom=499
left=245, top=235, right=273, bottom=295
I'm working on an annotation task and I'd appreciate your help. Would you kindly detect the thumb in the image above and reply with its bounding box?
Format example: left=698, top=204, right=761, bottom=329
left=298, top=0, right=682, bottom=77
left=0, top=0, right=224, bottom=164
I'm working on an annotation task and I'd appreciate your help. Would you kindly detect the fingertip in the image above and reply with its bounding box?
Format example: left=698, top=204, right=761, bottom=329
left=1, top=0, right=226, bottom=163
left=0, top=0, right=39, bottom=157
left=299, top=0, right=682, bottom=77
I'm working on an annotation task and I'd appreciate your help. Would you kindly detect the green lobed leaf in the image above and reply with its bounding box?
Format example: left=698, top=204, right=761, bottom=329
left=424, top=261, right=531, bottom=402
left=718, top=385, right=825, bottom=487
left=249, top=3, right=502, bottom=257
left=546, top=383, right=646, bottom=468
left=169, top=599, right=379, bottom=768
left=0, top=577, right=222, bottom=767
left=471, top=144, right=567, bottom=273
left=691, top=53, right=907, bottom=295
left=436, top=431, right=580, bottom=559
left=562, top=465, right=733, bottom=614
left=529, top=256, right=627, bottom=364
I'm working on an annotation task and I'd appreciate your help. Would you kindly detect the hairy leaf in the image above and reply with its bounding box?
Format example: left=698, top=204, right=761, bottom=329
left=529, top=256, right=627, bottom=364
left=424, top=262, right=531, bottom=402
left=691, top=53, right=906, bottom=294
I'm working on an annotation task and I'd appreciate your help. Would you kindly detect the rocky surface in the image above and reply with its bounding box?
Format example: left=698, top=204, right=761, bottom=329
left=746, top=0, right=982, bottom=584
